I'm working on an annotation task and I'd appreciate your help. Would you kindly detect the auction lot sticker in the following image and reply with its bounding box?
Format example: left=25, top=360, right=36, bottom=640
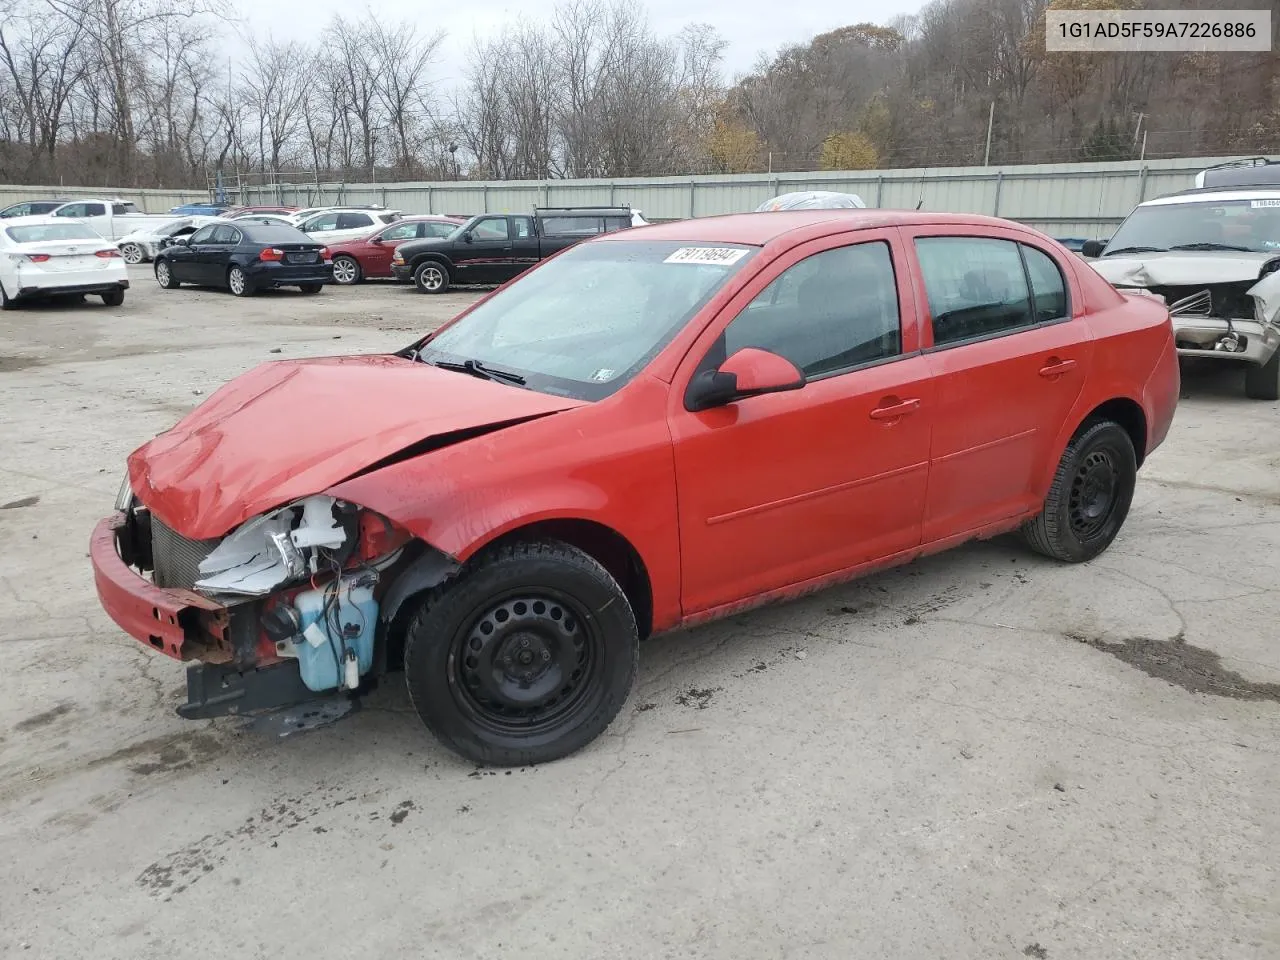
left=664, top=247, right=749, bottom=265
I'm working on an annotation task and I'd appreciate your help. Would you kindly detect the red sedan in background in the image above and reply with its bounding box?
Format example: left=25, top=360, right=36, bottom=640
left=92, top=210, right=1179, bottom=767
left=327, top=215, right=466, bottom=284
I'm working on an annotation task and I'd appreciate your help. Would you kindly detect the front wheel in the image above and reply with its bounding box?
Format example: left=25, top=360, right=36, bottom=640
left=154, top=260, right=179, bottom=289
left=414, top=261, right=450, bottom=294
left=1019, top=419, right=1137, bottom=563
left=100, top=287, right=125, bottom=307
left=298, top=283, right=323, bottom=294
left=331, top=255, right=361, bottom=285
left=120, top=243, right=145, bottom=264
left=1244, top=350, right=1280, bottom=401
left=403, top=540, right=639, bottom=767
left=228, top=265, right=254, bottom=297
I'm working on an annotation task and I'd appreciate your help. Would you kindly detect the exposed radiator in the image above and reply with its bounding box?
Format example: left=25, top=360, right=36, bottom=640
left=150, top=518, right=220, bottom=589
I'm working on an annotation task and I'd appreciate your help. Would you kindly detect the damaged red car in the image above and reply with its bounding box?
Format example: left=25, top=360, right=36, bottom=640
left=92, top=210, right=1180, bottom=766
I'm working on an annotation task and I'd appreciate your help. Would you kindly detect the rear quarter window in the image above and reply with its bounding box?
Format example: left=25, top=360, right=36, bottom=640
left=541, top=216, right=605, bottom=237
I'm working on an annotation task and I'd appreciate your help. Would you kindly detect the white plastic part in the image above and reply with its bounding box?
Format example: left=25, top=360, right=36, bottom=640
left=302, top=622, right=329, bottom=648
left=343, top=651, right=359, bottom=690
left=194, top=495, right=351, bottom=596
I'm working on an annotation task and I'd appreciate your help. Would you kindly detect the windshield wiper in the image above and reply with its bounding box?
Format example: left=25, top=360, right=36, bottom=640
left=1168, top=242, right=1255, bottom=253
left=1102, top=245, right=1167, bottom=256
left=431, top=358, right=526, bottom=385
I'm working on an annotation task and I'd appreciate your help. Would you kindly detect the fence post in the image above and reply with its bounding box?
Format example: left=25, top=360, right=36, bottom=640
left=483, top=184, right=489, bottom=213
left=689, top=180, right=696, bottom=218
left=609, top=181, right=616, bottom=205
left=875, top=175, right=884, bottom=208
left=425, top=185, right=432, bottom=214
left=1137, top=164, right=1149, bottom=203
left=993, top=171, right=1004, bottom=217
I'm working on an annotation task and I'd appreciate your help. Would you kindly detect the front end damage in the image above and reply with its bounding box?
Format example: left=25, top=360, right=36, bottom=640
left=1092, top=256, right=1280, bottom=367
left=92, top=489, right=458, bottom=720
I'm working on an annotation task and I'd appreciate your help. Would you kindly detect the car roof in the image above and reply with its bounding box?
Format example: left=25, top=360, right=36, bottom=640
left=601, top=209, right=1034, bottom=247
left=1143, top=187, right=1280, bottom=207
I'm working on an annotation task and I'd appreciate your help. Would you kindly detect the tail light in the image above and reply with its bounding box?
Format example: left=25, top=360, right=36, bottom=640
left=95, top=249, right=120, bottom=258
left=259, top=247, right=285, bottom=262
left=26, top=253, right=51, bottom=263
left=320, top=247, right=332, bottom=262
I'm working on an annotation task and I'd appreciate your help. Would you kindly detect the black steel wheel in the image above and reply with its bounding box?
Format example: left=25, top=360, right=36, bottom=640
left=1020, top=419, right=1137, bottom=563
left=100, top=287, right=125, bottom=307
left=404, top=540, right=638, bottom=766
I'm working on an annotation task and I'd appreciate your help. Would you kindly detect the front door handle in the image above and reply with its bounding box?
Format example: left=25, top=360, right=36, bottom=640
left=1039, top=357, right=1077, bottom=378
left=869, top=398, right=921, bottom=421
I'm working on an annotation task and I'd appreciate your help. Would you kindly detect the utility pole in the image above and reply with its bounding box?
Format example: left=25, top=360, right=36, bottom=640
left=983, top=101, right=995, bottom=166
left=1140, top=130, right=1148, bottom=161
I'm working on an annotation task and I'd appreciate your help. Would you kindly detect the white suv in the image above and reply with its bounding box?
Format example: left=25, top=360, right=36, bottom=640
left=1087, top=187, right=1280, bottom=400
left=295, top=208, right=402, bottom=245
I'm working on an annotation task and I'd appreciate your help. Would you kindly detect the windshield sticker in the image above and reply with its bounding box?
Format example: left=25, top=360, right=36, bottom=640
left=1250, top=199, right=1280, bottom=208
left=589, top=368, right=616, bottom=382
left=663, top=246, right=748, bottom=266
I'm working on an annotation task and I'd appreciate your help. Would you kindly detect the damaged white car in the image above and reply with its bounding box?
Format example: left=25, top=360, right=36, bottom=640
left=1086, top=187, right=1280, bottom=400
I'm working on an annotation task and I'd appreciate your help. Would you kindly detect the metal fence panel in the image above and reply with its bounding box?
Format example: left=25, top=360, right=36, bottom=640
left=2, top=155, right=1260, bottom=236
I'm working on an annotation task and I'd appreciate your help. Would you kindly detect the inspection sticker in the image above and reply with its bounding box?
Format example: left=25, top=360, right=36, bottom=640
left=664, top=246, right=748, bottom=265
left=1251, top=199, right=1280, bottom=208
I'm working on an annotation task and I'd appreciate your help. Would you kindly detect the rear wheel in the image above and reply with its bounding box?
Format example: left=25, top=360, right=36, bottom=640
left=403, top=540, right=638, bottom=766
left=332, top=255, right=361, bottom=285
left=120, top=243, right=145, bottom=265
left=228, top=265, right=253, bottom=297
left=154, top=260, right=179, bottom=289
left=1019, top=419, right=1137, bottom=563
left=414, top=261, right=450, bottom=294
left=1244, top=350, right=1280, bottom=401
left=0, top=279, right=14, bottom=310
left=100, top=287, right=125, bottom=307
left=298, top=283, right=323, bottom=294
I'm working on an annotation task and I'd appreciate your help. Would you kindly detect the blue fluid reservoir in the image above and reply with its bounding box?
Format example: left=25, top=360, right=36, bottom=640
left=292, top=580, right=378, bottom=693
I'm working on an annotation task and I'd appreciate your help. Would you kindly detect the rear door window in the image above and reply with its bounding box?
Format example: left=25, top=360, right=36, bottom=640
left=512, top=216, right=535, bottom=239
left=337, top=212, right=374, bottom=230
left=915, top=237, right=1036, bottom=346
left=305, top=212, right=340, bottom=232
left=380, top=221, right=421, bottom=242
left=423, top=221, right=458, bottom=238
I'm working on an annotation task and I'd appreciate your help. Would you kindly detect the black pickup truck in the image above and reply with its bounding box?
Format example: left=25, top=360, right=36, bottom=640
left=390, top=206, right=645, bottom=293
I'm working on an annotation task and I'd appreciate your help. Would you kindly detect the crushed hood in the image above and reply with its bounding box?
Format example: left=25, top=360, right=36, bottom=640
left=1089, top=251, right=1280, bottom=326
left=129, top=355, right=585, bottom=539
left=1089, top=251, right=1280, bottom=287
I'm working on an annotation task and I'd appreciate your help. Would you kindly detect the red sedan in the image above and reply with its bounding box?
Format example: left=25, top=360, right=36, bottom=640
left=327, top=215, right=465, bottom=284
left=91, top=210, right=1179, bottom=767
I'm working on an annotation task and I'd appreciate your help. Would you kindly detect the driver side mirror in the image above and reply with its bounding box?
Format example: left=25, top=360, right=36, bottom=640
left=461, top=232, right=473, bottom=244
left=1081, top=239, right=1106, bottom=258
left=685, top=347, right=805, bottom=412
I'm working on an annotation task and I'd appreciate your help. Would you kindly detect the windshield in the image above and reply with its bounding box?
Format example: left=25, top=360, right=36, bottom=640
left=6, top=223, right=101, bottom=243
left=417, top=240, right=757, bottom=400
left=1104, top=198, right=1280, bottom=255
left=148, top=218, right=190, bottom=235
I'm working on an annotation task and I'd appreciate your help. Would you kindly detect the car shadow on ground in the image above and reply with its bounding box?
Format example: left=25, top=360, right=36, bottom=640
left=1177, top=358, right=1256, bottom=401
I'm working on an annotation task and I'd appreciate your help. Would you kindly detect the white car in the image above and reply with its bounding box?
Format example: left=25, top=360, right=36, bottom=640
left=0, top=216, right=128, bottom=308
left=116, top=216, right=226, bottom=264
left=294, top=208, right=402, bottom=245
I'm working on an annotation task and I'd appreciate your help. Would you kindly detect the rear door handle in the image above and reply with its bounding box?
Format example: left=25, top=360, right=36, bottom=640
left=869, top=398, right=921, bottom=421
left=1039, top=357, right=1077, bottom=377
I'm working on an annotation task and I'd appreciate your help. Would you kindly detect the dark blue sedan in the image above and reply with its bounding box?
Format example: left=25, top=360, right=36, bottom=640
left=152, top=221, right=334, bottom=297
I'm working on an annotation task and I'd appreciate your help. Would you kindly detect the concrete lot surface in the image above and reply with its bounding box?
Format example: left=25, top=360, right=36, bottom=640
left=1, top=267, right=1278, bottom=959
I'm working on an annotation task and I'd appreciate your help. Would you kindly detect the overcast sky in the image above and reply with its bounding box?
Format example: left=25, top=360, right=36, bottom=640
left=238, top=0, right=926, bottom=87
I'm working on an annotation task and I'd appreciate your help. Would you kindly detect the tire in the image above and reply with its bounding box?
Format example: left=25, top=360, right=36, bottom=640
left=100, top=287, right=125, bottom=307
left=298, top=283, right=323, bottom=294
left=332, top=255, right=361, bottom=285
left=0, top=279, right=14, bottom=310
left=1244, top=350, right=1280, bottom=401
left=120, top=243, right=145, bottom=265
left=1019, top=419, right=1137, bottom=563
left=403, top=540, right=639, bottom=767
left=154, top=260, right=179, bottom=289
left=227, top=265, right=253, bottom=297
left=414, top=260, right=450, bottom=294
